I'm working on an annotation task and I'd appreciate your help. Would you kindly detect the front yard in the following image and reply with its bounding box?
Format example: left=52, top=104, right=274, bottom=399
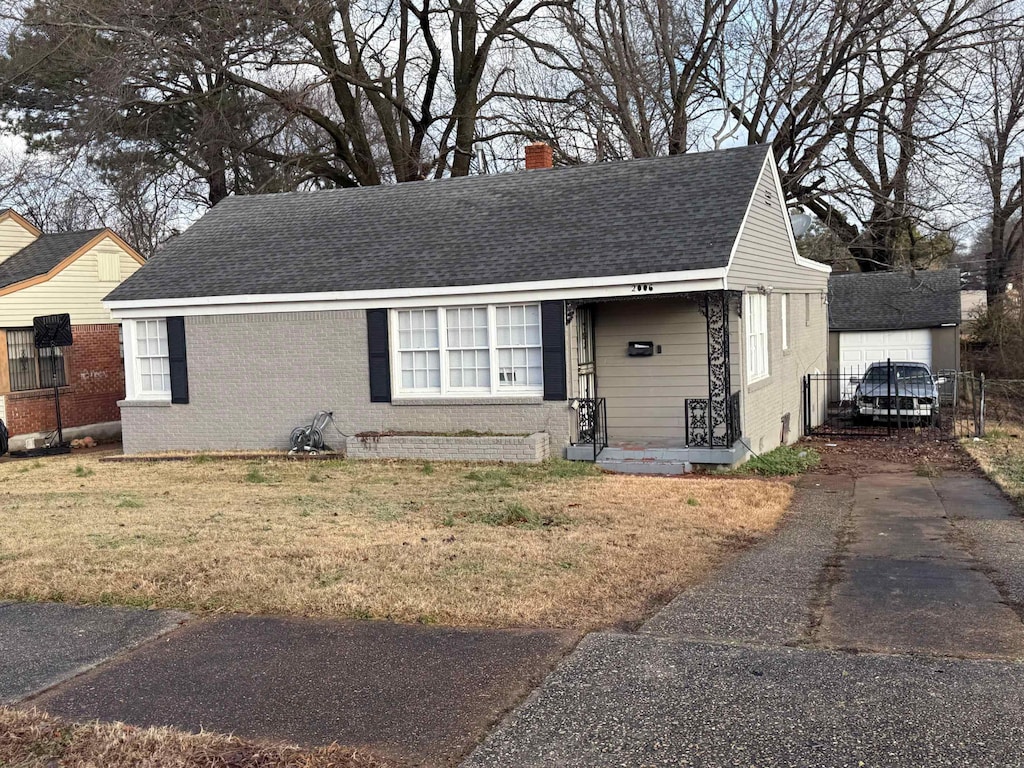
left=0, top=453, right=791, bottom=629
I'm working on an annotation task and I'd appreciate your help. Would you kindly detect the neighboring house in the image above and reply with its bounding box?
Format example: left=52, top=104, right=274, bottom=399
left=828, top=269, right=961, bottom=392
left=0, top=209, right=145, bottom=449
left=960, top=289, right=987, bottom=327
left=104, top=144, right=830, bottom=469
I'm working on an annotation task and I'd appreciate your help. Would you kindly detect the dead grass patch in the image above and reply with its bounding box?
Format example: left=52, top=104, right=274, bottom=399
left=0, top=455, right=791, bottom=629
left=963, top=423, right=1024, bottom=503
left=0, top=707, right=388, bottom=768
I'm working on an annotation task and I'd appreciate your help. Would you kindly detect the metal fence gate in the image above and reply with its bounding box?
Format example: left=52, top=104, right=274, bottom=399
left=803, top=360, right=947, bottom=438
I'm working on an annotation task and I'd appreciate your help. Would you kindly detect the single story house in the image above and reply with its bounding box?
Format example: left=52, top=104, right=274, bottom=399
left=828, top=269, right=961, bottom=391
left=0, top=209, right=145, bottom=449
left=104, top=143, right=831, bottom=470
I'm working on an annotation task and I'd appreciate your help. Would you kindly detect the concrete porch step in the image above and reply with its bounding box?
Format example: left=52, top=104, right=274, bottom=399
left=596, top=458, right=692, bottom=476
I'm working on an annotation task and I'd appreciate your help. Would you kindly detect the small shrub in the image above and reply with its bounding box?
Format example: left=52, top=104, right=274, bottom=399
left=191, top=454, right=214, bottom=465
left=73, top=465, right=94, bottom=478
left=116, top=495, right=144, bottom=509
left=421, top=461, right=435, bottom=475
left=687, top=497, right=700, bottom=507
left=742, top=446, right=820, bottom=477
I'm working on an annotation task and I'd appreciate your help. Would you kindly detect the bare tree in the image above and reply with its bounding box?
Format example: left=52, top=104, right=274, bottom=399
left=970, top=25, right=1024, bottom=300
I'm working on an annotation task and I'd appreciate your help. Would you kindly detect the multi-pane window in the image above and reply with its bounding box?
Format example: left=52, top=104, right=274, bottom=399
left=496, top=304, right=542, bottom=389
left=446, top=307, right=490, bottom=389
left=134, top=319, right=170, bottom=396
left=745, top=293, right=769, bottom=382
left=6, top=329, right=65, bottom=391
left=393, top=304, right=544, bottom=397
left=397, top=309, right=441, bottom=391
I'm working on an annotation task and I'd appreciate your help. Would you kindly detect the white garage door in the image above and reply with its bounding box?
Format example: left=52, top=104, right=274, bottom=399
left=839, top=330, right=932, bottom=398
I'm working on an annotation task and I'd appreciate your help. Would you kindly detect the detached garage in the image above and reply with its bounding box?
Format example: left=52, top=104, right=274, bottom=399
left=828, top=269, right=961, bottom=389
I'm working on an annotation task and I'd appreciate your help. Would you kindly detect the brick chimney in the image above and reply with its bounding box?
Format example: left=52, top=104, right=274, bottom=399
left=525, top=141, right=553, bottom=170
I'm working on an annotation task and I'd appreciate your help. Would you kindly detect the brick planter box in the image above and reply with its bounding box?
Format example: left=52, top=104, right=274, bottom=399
left=345, top=432, right=550, bottom=463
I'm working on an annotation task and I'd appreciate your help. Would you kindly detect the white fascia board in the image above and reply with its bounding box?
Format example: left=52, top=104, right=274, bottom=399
left=724, top=151, right=832, bottom=277
left=104, top=268, right=728, bottom=319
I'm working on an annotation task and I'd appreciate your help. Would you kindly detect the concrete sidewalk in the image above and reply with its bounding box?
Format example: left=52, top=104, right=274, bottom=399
left=0, top=602, right=185, bottom=705
left=464, top=473, right=1024, bottom=767
left=19, top=614, right=576, bottom=767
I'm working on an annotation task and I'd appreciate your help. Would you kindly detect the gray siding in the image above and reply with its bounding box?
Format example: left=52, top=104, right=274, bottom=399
left=727, top=162, right=829, bottom=294
left=931, top=326, right=960, bottom=372
left=120, top=310, right=572, bottom=454
left=593, top=297, right=729, bottom=443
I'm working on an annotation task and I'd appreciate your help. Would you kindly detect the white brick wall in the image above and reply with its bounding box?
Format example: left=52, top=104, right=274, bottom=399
left=120, top=311, right=573, bottom=454
left=740, top=291, right=829, bottom=455
left=346, top=432, right=550, bottom=462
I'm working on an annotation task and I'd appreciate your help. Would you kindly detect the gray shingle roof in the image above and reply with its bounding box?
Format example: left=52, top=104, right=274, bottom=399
left=829, top=268, right=962, bottom=331
left=106, top=144, right=772, bottom=302
left=0, top=229, right=105, bottom=291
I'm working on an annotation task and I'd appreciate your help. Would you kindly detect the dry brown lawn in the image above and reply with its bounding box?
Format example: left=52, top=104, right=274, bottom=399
left=0, top=707, right=389, bottom=768
left=962, top=423, right=1024, bottom=503
left=0, top=453, right=791, bottom=629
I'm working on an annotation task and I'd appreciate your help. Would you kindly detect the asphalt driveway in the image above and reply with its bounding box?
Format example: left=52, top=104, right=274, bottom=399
left=465, top=472, right=1024, bottom=767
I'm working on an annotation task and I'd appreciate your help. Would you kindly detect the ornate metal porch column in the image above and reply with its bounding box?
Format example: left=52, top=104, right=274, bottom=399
left=701, top=291, right=737, bottom=447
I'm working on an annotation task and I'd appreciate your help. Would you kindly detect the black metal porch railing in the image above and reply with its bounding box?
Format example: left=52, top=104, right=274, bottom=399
left=573, top=397, right=608, bottom=461
left=685, top=391, right=741, bottom=448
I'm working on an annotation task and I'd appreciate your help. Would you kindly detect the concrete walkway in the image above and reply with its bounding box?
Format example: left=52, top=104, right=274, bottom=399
left=0, top=602, right=185, bottom=705
left=14, top=613, right=575, bottom=767
left=464, top=472, right=1024, bottom=767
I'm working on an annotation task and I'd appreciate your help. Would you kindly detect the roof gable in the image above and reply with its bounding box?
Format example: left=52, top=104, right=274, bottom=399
left=0, top=229, right=108, bottom=293
left=0, top=209, right=42, bottom=237
left=828, top=269, right=961, bottom=331
left=107, top=144, right=772, bottom=303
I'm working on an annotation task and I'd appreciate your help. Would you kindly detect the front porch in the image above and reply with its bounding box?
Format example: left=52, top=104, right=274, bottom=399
left=566, top=291, right=748, bottom=472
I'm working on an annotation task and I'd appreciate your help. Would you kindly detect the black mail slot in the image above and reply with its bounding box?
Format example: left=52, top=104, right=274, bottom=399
left=628, top=341, right=654, bottom=357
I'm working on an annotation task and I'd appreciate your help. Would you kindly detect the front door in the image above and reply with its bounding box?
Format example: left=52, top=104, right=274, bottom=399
left=576, top=305, right=596, bottom=398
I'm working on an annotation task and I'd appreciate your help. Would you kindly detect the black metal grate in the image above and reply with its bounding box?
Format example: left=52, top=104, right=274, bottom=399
left=6, top=329, right=66, bottom=391
left=573, top=397, right=608, bottom=461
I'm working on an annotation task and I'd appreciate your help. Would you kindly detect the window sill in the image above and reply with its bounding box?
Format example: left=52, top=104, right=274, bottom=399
left=747, top=376, right=772, bottom=394
left=118, top=399, right=172, bottom=408
left=391, top=396, right=546, bottom=406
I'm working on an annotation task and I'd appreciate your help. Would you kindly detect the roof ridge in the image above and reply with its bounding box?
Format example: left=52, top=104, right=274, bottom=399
left=213, top=143, right=772, bottom=208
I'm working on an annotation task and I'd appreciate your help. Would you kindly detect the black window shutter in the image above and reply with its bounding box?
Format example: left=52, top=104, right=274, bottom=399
left=540, top=300, right=567, bottom=401
left=166, top=316, right=189, bottom=404
left=366, top=309, right=392, bottom=403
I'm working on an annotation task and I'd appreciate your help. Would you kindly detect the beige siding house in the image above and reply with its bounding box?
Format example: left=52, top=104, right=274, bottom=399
left=105, top=144, right=829, bottom=471
left=0, top=209, right=146, bottom=448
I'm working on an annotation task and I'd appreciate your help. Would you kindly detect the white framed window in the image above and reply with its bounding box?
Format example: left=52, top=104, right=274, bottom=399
left=396, top=309, right=441, bottom=392
left=391, top=303, right=544, bottom=398
left=446, top=307, right=490, bottom=390
left=781, top=294, right=789, bottom=351
left=496, top=304, right=543, bottom=389
left=745, top=293, right=769, bottom=383
left=129, top=319, right=171, bottom=399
